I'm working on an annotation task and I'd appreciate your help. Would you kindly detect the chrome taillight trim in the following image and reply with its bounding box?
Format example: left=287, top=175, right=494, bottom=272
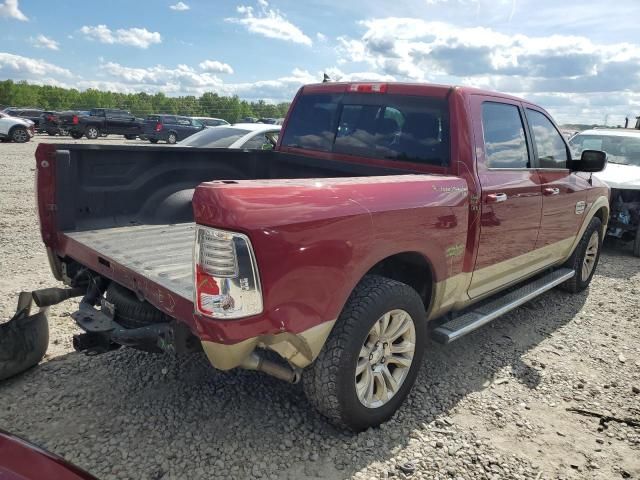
left=193, top=226, right=263, bottom=320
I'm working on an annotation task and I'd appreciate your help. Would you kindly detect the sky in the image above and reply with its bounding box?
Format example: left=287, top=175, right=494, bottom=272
left=1, top=0, right=640, bottom=124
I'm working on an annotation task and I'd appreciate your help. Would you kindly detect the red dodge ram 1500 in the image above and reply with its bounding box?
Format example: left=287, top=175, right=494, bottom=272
left=3, top=82, right=609, bottom=430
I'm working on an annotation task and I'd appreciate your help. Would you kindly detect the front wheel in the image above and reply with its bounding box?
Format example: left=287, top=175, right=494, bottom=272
left=124, top=134, right=137, bottom=140
left=85, top=126, right=100, bottom=140
left=70, top=131, right=83, bottom=139
left=149, top=138, right=158, bottom=144
left=11, top=126, right=29, bottom=143
left=560, top=216, right=602, bottom=293
left=167, top=132, right=177, bottom=144
left=303, top=275, right=427, bottom=431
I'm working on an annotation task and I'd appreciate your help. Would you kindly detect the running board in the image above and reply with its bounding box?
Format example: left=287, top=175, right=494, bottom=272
left=432, top=268, right=575, bottom=344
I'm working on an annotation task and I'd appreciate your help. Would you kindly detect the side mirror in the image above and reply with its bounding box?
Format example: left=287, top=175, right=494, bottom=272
left=571, top=150, right=607, bottom=172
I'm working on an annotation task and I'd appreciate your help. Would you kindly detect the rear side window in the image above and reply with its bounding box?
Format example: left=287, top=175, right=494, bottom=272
left=176, top=116, right=191, bottom=125
left=281, top=92, right=450, bottom=166
left=526, top=109, right=569, bottom=168
left=163, top=116, right=177, bottom=125
left=482, top=102, right=530, bottom=169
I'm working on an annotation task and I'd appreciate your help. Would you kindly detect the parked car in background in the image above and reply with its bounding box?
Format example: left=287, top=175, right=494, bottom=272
left=142, top=115, right=205, bottom=144
left=192, top=117, right=230, bottom=127
left=59, top=108, right=144, bottom=139
left=39, top=111, right=68, bottom=136
left=239, top=116, right=258, bottom=123
left=257, top=117, right=279, bottom=124
left=0, top=112, right=34, bottom=142
left=570, top=128, right=640, bottom=255
left=179, top=123, right=280, bottom=148
left=2, top=108, right=43, bottom=129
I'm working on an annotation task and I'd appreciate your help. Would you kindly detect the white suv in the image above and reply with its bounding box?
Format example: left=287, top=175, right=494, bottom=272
left=0, top=112, right=34, bottom=143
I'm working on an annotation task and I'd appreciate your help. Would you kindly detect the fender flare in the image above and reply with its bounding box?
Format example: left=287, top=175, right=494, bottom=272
left=562, top=195, right=609, bottom=263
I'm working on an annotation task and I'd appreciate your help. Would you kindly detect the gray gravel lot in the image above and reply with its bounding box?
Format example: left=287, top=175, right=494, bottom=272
left=0, top=136, right=639, bottom=480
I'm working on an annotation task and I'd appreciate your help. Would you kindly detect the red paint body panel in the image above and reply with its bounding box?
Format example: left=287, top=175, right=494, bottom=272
left=36, top=82, right=609, bottom=347
left=192, top=175, right=468, bottom=342
left=0, top=430, right=97, bottom=480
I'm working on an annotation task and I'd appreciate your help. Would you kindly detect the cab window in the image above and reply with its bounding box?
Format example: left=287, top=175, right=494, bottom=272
left=482, top=102, right=530, bottom=169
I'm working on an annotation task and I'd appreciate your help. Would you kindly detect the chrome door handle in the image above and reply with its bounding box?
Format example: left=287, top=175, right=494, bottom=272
left=486, top=193, right=508, bottom=203
left=544, top=187, right=560, bottom=196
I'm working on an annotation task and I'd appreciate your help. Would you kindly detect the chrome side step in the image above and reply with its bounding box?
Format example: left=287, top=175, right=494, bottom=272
left=432, top=268, right=575, bottom=344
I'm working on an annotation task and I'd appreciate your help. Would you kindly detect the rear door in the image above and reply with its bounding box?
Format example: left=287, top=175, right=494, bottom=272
left=468, top=96, right=543, bottom=298
left=524, top=107, right=588, bottom=258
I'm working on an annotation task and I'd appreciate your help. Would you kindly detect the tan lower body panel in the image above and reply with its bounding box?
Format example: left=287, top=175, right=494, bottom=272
left=201, top=320, right=336, bottom=371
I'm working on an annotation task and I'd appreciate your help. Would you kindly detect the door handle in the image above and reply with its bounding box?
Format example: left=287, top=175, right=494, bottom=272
left=544, top=187, right=560, bottom=196
left=486, top=193, right=508, bottom=203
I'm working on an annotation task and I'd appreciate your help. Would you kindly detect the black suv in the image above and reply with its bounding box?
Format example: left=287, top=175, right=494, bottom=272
left=142, top=115, right=205, bottom=144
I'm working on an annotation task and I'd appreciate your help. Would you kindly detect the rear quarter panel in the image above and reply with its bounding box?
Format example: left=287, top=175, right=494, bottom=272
left=192, top=175, right=468, bottom=343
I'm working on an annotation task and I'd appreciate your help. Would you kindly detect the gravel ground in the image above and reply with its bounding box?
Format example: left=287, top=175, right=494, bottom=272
left=0, top=136, right=639, bottom=480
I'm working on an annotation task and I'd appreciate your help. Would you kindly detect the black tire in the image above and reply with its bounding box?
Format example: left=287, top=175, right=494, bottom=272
left=303, top=275, right=427, bottom=431
left=633, top=224, right=640, bottom=257
left=149, top=138, right=158, bottom=144
left=167, top=132, right=177, bottom=144
left=10, top=126, right=29, bottom=143
left=70, top=131, right=83, bottom=139
left=560, top=216, right=602, bottom=293
left=85, top=126, right=100, bottom=140
left=46, top=130, right=57, bottom=136
left=124, top=134, right=137, bottom=140
left=105, top=283, right=167, bottom=330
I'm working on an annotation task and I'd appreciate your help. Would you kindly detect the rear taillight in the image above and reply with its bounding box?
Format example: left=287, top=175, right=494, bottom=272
left=348, top=83, right=388, bottom=93
left=72, top=115, right=79, bottom=125
left=155, top=122, right=163, bottom=132
left=194, top=226, right=262, bottom=319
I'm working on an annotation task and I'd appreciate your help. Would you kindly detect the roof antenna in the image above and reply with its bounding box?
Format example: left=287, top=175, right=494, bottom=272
left=322, top=73, right=331, bottom=83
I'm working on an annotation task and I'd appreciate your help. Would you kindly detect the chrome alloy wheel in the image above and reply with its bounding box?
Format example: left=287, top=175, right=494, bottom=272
left=12, top=128, right=28, bottom=143
left=355, top=309, right=416, bottom=408
left=581, top=231, right=599, bottom=281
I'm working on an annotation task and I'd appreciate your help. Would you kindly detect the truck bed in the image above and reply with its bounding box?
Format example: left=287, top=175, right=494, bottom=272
left=66, top=223, right=196, bottom=300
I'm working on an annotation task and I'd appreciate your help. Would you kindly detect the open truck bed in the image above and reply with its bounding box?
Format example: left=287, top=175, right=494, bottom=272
left=66, top=223, right=196, bottom=300
left=45, top=144, right=413, bottom=321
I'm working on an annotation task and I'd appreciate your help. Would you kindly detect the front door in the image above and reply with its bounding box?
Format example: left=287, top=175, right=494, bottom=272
left=524, top=107, right=588, bottom=260
left=468, top=97, right=543, bottom=298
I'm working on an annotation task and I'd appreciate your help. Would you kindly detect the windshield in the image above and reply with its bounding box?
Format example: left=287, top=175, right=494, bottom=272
left=280, top=92, right=450, bottom=166
left=179, top=127, right=249, bottom=147
left=569, top=134, right=640, bottom=166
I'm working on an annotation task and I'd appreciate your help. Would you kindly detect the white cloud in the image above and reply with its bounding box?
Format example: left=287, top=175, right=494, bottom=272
left=80, top=25, right=162, bottom=49
left=199, top=60, right=234, bottom=74
left=316, top=32, right=327, bottom=42
left=336, top=18, right=640, bottom=92
left=0, top=0, right=27, bottom=21
left=0, top=52, right=71, bottom=77
left=226, top=1, right=312, bottom=46
left=169, top=2, right=190, bottom=11
left=30, top=34, right=59, bottom=51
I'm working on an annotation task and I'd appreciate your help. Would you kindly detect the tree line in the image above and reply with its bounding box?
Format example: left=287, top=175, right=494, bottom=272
left=0, top=80, right=291, bottom=122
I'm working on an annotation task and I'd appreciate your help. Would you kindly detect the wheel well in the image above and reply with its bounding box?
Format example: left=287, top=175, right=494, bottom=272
left=8, top=124, right=25, bottom=134
left=593, top=206, right=609, bottom=235
left=365, top=252, right=433, bottom=310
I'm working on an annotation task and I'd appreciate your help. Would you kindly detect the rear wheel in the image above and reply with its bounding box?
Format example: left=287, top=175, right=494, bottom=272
left=149, top=138, right=158, bottom=144
left=46, top=130, right=57, bottom=136
left=70, top=131, right=83, bottom=139
left=124, top=134, right=137, bottom=140
left=303, top=275, right=427, bottom=431
left=11, top=126, right=29, bottom=143
left=85, top=126, right=100, bottom=140
left=167, top=132, right=177, bottom=144
left=633, top=224, right=640, bottom=257
left=560, top=216, right=602, bottom=293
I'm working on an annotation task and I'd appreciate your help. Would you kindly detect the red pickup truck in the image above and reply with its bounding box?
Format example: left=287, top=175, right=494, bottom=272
left=3, top=82, right=609, bottom=431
